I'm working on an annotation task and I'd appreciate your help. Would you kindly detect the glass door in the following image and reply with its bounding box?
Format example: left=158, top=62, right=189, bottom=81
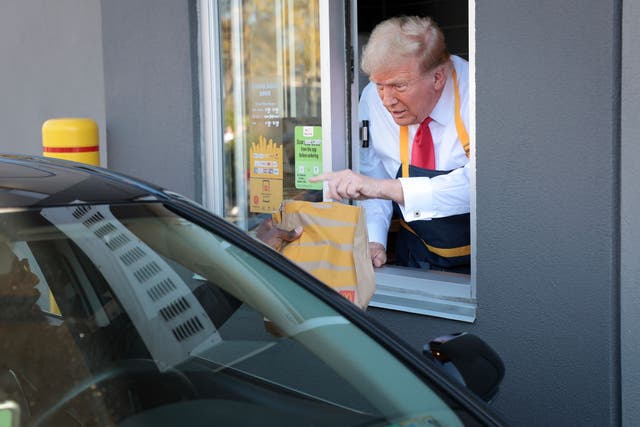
left=201, top=0, right=345, bottom=231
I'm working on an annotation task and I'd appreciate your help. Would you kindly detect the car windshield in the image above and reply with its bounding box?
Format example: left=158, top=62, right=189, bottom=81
left=0, top=201, right=479, bottom=426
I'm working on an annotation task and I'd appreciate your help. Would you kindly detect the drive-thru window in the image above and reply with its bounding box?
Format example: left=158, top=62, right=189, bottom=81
left=198, top=0, right=475, bottom=321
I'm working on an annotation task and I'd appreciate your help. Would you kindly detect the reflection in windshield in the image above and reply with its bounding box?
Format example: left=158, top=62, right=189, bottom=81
left=41, top=205, right=222, bottom=369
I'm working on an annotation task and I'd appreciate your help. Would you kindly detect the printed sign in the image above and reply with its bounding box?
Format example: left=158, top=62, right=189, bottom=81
left=249, top=136, right=283, bottom=213
left=250, top=79, right=282, bottom=129
left=294, top=126, right=322, bottom=190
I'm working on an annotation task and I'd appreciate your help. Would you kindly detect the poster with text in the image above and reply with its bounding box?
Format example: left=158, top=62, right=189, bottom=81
left=294, top=126, right=322, bottom=190
left=249, top=136, right=283, bottom=213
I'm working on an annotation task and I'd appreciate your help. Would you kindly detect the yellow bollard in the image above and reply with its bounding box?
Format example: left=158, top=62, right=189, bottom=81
left=42, top=118, right=100, bottom=166
left=42, top=118, right=100, bottom=314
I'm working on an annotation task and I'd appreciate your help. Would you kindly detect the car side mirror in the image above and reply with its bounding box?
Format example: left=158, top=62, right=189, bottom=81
left=424, top=332, right=505, bottom=403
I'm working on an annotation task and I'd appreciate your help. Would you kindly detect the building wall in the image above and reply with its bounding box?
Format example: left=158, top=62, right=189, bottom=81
left=100, top=0, right=200, bottom=200
left=475, top=1, right=618, bottom=424
left=0, top=0, right=106, bottom=162
left=0, top=0, right=198, bottom=200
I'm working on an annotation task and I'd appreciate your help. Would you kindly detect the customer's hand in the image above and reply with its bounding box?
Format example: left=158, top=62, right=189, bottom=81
left=256, top=218, right=303, bottom=251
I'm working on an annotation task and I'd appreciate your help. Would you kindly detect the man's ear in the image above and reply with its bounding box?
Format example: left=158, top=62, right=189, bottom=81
left=433, top=66, right=447, bottom=91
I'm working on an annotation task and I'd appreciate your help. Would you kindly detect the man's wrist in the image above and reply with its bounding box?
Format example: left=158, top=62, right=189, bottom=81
left=378, top=179, right=404, bottom=204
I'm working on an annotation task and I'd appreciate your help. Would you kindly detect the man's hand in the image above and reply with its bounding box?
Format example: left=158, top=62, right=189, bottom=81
left=309, top=169, right=404, bottom=203
left=256, top=218, right=303, bottom=251
left=369, top=242, right=387, bottom=268
left=309, top=169, right=379, bottom=201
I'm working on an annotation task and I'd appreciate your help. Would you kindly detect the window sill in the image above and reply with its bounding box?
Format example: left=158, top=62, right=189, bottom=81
left=368, top=266, right=476, bottom=323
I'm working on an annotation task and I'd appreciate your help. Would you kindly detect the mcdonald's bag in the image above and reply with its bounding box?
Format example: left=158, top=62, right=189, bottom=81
left=272, top=200, right=375, bottom=309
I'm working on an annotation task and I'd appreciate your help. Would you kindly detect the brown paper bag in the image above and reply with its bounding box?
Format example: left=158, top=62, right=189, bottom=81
left=272, top=200, right=375, bottom=309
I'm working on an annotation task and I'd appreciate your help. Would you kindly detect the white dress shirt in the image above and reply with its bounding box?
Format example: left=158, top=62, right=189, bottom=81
left=357, top=55, right=470, bottom=248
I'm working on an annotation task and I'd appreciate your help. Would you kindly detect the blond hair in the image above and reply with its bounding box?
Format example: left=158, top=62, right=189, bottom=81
left=361, top=16, right=449, bottom=76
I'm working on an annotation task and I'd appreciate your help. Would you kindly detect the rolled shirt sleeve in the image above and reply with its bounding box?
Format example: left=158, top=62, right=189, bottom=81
left=398, top=163, right=471, bottom=221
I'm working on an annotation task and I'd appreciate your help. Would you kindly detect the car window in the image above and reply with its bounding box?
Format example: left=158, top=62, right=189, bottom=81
left=0, top=202, right=482, bottom=426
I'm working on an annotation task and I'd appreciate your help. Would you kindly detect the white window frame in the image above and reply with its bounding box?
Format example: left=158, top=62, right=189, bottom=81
left=198, top=0, right=224, bottom=216
left=319, top=1, right=348, bottom=179
left=198, top=0, right=477, bottom=322
left=346, top=0, right=477, bottom=322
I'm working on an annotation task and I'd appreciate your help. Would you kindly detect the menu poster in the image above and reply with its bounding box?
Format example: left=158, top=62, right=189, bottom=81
left=249, top=136, right=283, bottom=213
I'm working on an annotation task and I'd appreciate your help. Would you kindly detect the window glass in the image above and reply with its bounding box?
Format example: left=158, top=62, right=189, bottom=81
left=219, top=0, right=323, bottom=230
left=0, top=203, right=483, bottom=426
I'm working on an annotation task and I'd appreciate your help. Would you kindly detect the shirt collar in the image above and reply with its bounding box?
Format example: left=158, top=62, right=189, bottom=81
left=428, top=73, right=454, bottom=126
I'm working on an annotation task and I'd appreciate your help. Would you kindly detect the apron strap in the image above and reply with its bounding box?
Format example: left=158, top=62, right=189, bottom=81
left=400, top=126, right=410, bottom=178
left=452, top=69, right=470, bottom=157
left=399, top=218, right=471, bottom=258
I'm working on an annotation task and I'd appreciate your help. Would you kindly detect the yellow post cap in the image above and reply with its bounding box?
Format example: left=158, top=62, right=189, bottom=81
left=42, top=118, right=100, bottom=166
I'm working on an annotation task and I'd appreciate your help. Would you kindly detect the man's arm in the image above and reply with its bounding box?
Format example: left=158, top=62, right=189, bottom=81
left=309, top=170, right=403, bottom=204
left=399, top=164, right=471, bottom=222
left=309, top=171, right=396, bottom=268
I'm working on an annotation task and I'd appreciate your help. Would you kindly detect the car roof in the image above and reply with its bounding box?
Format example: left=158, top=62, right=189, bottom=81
left=0, top=154, right=167, bottom=208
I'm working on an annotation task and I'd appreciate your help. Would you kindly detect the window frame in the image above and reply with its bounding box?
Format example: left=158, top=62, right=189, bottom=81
left=198, top=0, right=477, bottom=322
left=349, top=0, right=477, bottom=322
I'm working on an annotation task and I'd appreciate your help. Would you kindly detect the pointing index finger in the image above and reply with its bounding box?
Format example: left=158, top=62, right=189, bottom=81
left=308, top=173, right=329, bottom=182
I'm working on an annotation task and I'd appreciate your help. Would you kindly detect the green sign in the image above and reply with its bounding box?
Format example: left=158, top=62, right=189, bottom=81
left=294, top=126, right=322, bottom=190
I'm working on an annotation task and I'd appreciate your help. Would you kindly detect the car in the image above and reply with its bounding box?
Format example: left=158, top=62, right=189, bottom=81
left=0, top=154, right=506, bottom=427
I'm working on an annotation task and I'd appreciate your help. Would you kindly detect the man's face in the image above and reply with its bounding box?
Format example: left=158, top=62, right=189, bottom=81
left=370, top=58, right=445, bottom=126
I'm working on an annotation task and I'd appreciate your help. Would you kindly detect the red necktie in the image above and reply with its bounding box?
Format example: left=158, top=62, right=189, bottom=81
left=411, top=117, right=435, bottom=169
